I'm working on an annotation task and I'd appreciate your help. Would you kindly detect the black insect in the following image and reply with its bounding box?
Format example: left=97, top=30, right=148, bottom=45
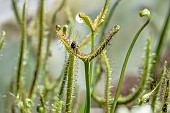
left=71, top=41, right=78, bottom=53
left=71, top=41, right=76, bottom=49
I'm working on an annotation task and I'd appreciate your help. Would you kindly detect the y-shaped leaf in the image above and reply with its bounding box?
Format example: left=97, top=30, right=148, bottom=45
left=56, top=25, right=120, bottom=62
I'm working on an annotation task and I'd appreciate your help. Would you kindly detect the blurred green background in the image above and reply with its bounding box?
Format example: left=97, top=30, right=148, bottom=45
left=0, top=0, right=170, bottom=112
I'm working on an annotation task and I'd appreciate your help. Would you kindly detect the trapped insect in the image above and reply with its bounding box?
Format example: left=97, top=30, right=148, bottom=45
left=71, top=41, right=78, bottom=53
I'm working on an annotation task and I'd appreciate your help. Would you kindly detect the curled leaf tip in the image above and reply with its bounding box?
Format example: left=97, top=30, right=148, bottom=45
left=56, top=25, right=61, bottom=31
left=79, top=12, right=94, bottom=31
left=75, top=12, right=84, bottom=24
left=139, top=8, right=150, bottom=17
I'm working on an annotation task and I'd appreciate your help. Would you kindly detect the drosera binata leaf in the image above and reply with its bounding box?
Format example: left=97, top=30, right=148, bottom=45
left=56, top=24, right=120, bottom=62
left=110, top=8, right=151, bottom=113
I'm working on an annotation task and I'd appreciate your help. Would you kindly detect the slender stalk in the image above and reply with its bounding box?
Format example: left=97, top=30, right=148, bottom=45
left=7, top=78, right=16, bottom=113
left=59, top=58, right=70, bottom=99
left=161, top=68, right=170, bottom=113
left=94, top=0, right=110, bottom=27
left=44, top=54, right=70, bottom=102
left=52, top=0, right=67, bottom=24
left=55, top=101, right=63, bottom=113
left=139, top=79, right=161, bottom=105
left=150, top=4, right=170, bottom=82
left=89, top=32, right=94, bottom=89
left=116, top=35, right=151, bottom=104
left=84, top=61, right=91, bottom=113
left=16, top=0, right=27, bottom=94
left=43, top=0, right=67, bottom=100
left=102, top=50, right=111, bottom=113
left=12, top=0, right=21, bottom=25
left=110, top=9, right=151, bottom=113
left=66, top=54, right=75, bottom=113
left=151, top=62, right=167, bottom=112
left=43, top=54, right=69, bottom=101
left=99, top=0, right=121, bottom=43
left=88, top=25, right=120, bottom=62
left=38, top=87, right=45, bottom=112
left=29, top=0, right=44, bottom=98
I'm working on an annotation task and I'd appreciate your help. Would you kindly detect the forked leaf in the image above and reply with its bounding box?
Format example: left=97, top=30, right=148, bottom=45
left=56, top=24, right=120, bottom=62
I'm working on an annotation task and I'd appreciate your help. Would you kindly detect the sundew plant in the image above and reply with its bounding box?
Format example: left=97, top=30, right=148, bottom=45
left=0, top=0, right=170, bottom=113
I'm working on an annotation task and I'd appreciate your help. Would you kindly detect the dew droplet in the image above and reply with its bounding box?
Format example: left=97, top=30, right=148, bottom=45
left=75, top=13, right=84, bottom=24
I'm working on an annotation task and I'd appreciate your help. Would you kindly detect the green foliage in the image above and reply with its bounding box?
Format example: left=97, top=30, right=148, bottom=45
left=102, top=50, right=111, bottom=113
left=110, top=8, right=151, bottom=113
left=2, top=0, right=170, bottom=113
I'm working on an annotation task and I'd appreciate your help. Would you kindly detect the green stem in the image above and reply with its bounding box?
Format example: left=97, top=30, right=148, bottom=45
left=29, top=0, right=44, bottom=98
left=84, top=61, right=91, bottom=113
left=94, top=0, right=110, bottom=27
left=88, top=25, right=120, bottom=62
left=102, top=50, right=110, bottom=113
left=89, top=32, right=95, bottom=89
left=7, top=78, right=15, bottom=113
left=150, top=4, right=170, bottom=82
left=59, top=58, right=70, bottom=99
left=66, top=54, right=75, bottom=113
left=99, top=0, right=121, bottom=43
left=139, top=79, right=161, bottom=105
left=161, top=68, right=170, bottom=113
left=151, top=62, right=167, bottom=111
left=43, top=0, right=66, bottom=100
left=16, top=0, right=27, bottom=94
left=55, top=101, right=63, bottom=113
left=52, top=0, right=67, bottom=24
left=37, top=88, right=45, bottom=113
left=110, top=9, right=151, bottom=113
left=92, top=35, right=150, bottom=105
left=117, top=35, right=151, bottom=104
left=12, top=0, right=21, bottom=25
left=89, top=32, right=95, bottom=88
left=44, top=55, right=70, bottom=101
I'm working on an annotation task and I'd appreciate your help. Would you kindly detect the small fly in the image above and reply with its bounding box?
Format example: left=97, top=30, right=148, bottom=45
left=71, top=41, right=78, bottom=53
